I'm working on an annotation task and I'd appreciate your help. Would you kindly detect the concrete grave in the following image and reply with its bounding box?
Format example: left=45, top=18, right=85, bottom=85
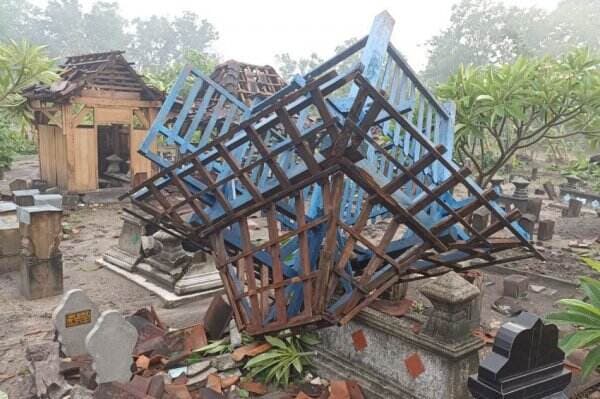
left=52, top=289, right=100, bottom=357
left=471, top=207, right=490, bottom=232
left=20, top=253, right=63, bottom=299
left=174, top=251, right=222, bottom=295
left=0, top=201, right=17, bottom=220
left=419, top=271, right=480, bottom=344
left=503, top=274, right=529, bottom=298
left=538, top=219, right=555, bottom=241
left=102, top=213, right=147, bottom=272
left=136, top=230, right=192, bottom=288
left=0, top=218, right=20, bottom=274
left=85, top=310, right=138, bottom=384
left=313, top=272, right=482, bottom=399
left=18, top=205, right=63, bottom=259
left=12, top=189, right=40, bottom=206
left=33, top=194, right=63, bottom=209
left=564, top=198, right=583, bottom=218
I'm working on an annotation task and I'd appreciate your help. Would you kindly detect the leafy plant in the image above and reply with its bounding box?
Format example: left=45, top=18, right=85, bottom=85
left=546, top=277, right=600, bottom=379
left=438, top=48, right=600, bottom=186
left=244, top=333, right=319, bottom=387
left=581, top=257, right=600, bottom=273
left=0, top=40, right=58, bottom=111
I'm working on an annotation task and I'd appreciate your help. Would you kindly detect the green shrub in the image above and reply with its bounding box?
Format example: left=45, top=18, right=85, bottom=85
left=546, top=277, right=600, bottom=379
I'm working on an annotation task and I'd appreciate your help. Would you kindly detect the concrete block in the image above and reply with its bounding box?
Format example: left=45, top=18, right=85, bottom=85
left=503, top=274, right=529, bottom=298
left=314, top=307, right=482, bottom=399
left=0, top=219, right=20, bottom=257
left=12, top=189, right=40, bottom=206
left=34, top=194, right=63, bottom=209
left=538, top=220, right=555, bottom=241
left=82, top=187, right=129, bottom=205
left=20, top=253, right=63, bottom=300
left=472, top=208, right=490, bottom=232
left=18, top=205, right=63, bottom=259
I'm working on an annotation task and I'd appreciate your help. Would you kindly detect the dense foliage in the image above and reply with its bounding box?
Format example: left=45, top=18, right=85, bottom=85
left=437, top=49, right=600, bottom=185
left=424, top=0, right=600, bottom=83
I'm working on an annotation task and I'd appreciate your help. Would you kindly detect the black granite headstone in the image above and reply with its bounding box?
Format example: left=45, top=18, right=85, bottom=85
left=468, top=312, right=571, bottom=399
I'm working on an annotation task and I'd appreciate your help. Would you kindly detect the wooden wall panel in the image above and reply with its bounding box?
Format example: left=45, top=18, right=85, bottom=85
left=37, top=125, right=68, bottom=189
left=54, top=131, right=68, bottom=189
left=67, top=128, right=98, bottom=192
left=38, top=125, right=55, bottom=185
left=94, top=107, right=132, bottom=125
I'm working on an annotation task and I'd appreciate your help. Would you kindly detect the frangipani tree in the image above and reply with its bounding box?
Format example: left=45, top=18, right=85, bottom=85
left=438, top=48, right=600, bottom=186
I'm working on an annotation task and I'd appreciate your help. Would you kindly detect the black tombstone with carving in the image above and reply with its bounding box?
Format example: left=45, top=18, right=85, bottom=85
left=468, top=312, right=571, bottom=399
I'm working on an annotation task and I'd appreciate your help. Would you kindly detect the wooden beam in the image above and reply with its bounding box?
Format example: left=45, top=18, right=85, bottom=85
left=72, top=96, right=162, bottom=109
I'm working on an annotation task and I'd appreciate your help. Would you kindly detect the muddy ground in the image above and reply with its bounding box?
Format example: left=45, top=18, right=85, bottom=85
left=1, top=155, right=599, bottom=397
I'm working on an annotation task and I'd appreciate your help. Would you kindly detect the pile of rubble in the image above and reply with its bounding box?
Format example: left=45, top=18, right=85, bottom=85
left=27, top=289, right=367, bottom=399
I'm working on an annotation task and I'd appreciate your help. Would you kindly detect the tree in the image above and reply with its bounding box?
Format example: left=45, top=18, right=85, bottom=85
left=83, top=1, right=130, bottom=53
left=0, top=40, right=59, bottom=111
left=129, top=12, right=218, bottom=72
left=437, top=49, right=600, bottom=186
left=40, top=0, right=87, bottom=57
left=275, top=37, right=362, bottom=81
left=275, top=53, right=323, bottom=81
left=423, top=0, right=600, bottom=84
left=542, top=0, right=600, bottom=56
left=143, top=49, right=218, bottom=92
left=423, top=0, right=545, bottom=83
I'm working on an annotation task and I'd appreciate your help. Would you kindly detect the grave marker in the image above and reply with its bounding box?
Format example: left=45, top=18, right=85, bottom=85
left=52, top=289, right=100, bottom=357
left=468, top=312, right=571, bottom=398
left=538, top=220, right=555, bottom=241
left=85, top=310, right=138, bottom=383
left=564, top=198, right=582, bottom=218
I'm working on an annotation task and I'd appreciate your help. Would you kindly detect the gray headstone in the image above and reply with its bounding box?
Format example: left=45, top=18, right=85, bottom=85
left=52, top=289, right=100, bottom=357
left=34, top=194, right=63, bottom=209
left=85, top=310, right=137, bottom=383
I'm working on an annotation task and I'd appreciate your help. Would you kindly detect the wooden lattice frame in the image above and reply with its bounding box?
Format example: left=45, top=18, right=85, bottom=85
left=123, top=68, right=540, bottom=335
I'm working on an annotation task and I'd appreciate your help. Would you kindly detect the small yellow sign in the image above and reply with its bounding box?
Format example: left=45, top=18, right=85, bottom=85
left=65, top=310, right=92, bottom=328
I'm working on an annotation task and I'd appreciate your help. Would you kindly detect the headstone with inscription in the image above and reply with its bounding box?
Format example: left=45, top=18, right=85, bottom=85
left=52, top=289, right=100, bottom=357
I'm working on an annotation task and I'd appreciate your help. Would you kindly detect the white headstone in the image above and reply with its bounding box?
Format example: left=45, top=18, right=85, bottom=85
left=85, top=310, right=138, bottom=383
left=52, top=289, right=100, bottom=357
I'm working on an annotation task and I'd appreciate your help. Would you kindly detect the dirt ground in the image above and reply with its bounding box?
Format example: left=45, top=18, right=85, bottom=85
left=0, top=157, right=215, bottom=397
left=1, top=155, right=599, bottom=397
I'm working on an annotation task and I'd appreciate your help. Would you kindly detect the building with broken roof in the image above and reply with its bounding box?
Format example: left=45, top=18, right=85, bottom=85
left=24, top=51, right=164, bottom=192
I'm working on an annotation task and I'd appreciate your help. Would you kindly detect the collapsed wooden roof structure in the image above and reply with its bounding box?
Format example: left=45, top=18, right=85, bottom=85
left=210, top=60, right=286, bottom=106
left=123, top=11, right=542, bottom=336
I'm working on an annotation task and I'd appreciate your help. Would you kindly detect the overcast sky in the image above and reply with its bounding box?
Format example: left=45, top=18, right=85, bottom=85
left=35, top=0, right=560, bottom=71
